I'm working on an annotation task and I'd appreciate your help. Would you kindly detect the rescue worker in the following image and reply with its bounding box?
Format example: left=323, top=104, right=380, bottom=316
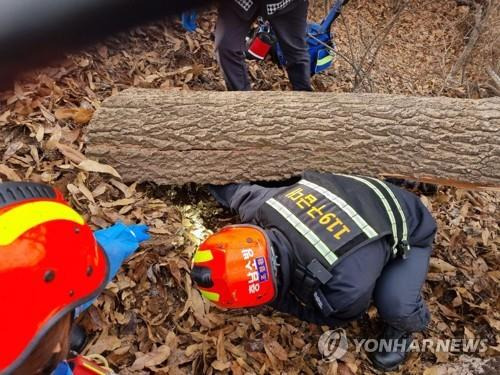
left=191, top=171, right=437, bottom=371
left=0, top=181, right=150, bottom=375
left=215, top=0, right=312, bottom=91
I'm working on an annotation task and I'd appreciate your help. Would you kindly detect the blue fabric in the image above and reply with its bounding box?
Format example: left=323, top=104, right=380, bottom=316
left=75, top=223, right=150, bottom=315
left=306, top=21, right=335, bottom=75
left=181, top=11, right=198, bottom=32
left=94, top=222, right=150, bottom=282
left=52, top=361, right=73, bottom=375
left=314, top=48, right=333, bottom=74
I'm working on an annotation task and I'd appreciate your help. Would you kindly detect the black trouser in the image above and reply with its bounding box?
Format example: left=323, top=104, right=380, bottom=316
left=215, top=1, right=312, bottom=91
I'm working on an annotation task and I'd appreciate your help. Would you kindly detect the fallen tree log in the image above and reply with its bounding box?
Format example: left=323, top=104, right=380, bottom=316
left=86, top=89, right=500, bottom=187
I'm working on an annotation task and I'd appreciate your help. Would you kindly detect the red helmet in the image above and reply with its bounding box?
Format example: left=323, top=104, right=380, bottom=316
left=0, top=182, right=109, bottom=374
left=191, top=225, right=277, bottom=309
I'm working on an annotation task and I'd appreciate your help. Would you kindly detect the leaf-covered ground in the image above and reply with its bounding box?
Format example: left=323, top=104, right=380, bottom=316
left=0, top=1, right=498, bottom=374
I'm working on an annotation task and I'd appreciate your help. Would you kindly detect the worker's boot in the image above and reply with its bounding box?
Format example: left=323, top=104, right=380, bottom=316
left=369, top=325, right=413, bottom=371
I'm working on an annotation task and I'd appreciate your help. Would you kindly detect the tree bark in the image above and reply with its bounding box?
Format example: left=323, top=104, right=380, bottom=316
left=85, top=89, right=500, bottom=187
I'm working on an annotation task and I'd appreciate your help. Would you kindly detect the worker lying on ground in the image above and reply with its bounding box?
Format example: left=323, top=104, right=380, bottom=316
left=191, top=171, right=437, bottom=371
left=0, top=182, right=149, bottom=375
left=215, top=0, right=312, bottom=91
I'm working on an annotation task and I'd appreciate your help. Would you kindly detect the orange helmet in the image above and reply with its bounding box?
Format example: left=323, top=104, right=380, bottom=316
left=0, top=182, right=109, bottom=374
left=191, top=225, right=277, bottom=309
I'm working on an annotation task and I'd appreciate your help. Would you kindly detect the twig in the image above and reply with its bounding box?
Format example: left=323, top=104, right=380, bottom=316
left=353, top=0, right=409, bottom=91
left=354, top=1, right=408, bottom=73
left=439, top=1, right=488, bottom=94
left=484, top=83, right=500, bottom=96
left=486, top=65, right=500, bottom=92
left=340, top=14, right=356, bottom=62
left=337, top=10, right=361, bottom=81
left=307, top=33, right=361, bottom=74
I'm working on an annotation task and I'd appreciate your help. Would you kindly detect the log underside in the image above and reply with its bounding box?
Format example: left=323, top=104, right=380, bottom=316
left=86, top=89, right=500, bottom=187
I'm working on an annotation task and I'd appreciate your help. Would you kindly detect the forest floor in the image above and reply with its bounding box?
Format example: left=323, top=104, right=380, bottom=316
left=0, top=0, right=499, bottom=374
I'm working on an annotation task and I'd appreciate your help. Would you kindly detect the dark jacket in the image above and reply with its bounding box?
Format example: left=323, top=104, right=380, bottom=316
left=230, top=0, right=306, bottom=20
left=208, top=172, right=437, bottom=326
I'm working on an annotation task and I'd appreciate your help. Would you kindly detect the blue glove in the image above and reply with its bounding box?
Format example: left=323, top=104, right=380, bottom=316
left=181, top=11, right=198, bottom=32
left=75, top=223, right=149, bottom=315
left=94, top=222, right=150, bottom=282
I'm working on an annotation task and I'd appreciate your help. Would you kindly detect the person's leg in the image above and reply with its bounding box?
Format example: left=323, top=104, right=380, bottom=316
left=374, top=246, right=432, bottom=332
left=371, top=245, right=432, bottom=370
left=214, top=5, right=253, bottom=91
left=269, top=0, right=312, bottom=91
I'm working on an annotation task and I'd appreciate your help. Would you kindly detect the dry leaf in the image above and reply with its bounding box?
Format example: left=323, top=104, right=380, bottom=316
left=100, top=198, right=136, bottom=208
left=35, top=125, right=45, bottom=142
left=482, top=316, right=500, bottom=331
left=265, top=340, right=288, bottom=361
left=56, top=143, right=86, bottom=164
left=92, top=183, right=107, bottom=197
left=435, top=351, right=449, bottom=363
left=110, top=179, right=133, bottom=198
left=211, top=360, right=232, bottom=371
left=337, top=362, right=354, bottom=375
left=464, top=326, right=475, bottom=339
left=185, top=343, right=202, bottom=357
left=217, top=330, right=227, bottom=362
left=423, top=366, right=444, bottom=375
left=77, top=182, right=96, bottom=204
left=429, top=258, right=456, bottom=272
left=85, top=333, right=122, bottom=355
left=0, top=110, right=10, bottom=124
left=130, top=344, right=171, bottom=370
left=327, top=360, right=338, bottom=375
left=55, top=108, right=94, bottom=125
left=78, top=159, right=121, bottom=178
left=39, top=104, right=55, bottom=123
left=0, top=164, right=21, bottom=181
left=437, top=302, right=461, bottom=320
left=45, top=125, right=62, bottom=149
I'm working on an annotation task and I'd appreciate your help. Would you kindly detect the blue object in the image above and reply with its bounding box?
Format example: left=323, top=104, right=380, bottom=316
left=181, top=11, right=198, bottom=32
left=95, top=222, right=150, bottom=281
left=75, top=222, right=150, bottom=315
left=305, top=0, right=346, bottom=74
left=52, top=361, right=73, bottom=375
left=306, top=23, right=335, bottom=74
